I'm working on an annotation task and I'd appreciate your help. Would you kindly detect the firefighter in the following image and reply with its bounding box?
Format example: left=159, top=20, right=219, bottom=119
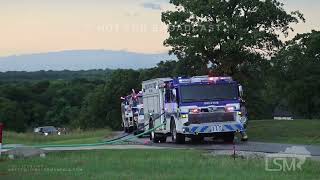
left=240, top=105, right=249, bottom=141
left=241, top=129, right=248, bottom=141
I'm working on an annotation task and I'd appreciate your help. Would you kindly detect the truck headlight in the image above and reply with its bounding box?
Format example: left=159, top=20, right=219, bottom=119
left=180, top=114, right=188, bottom=118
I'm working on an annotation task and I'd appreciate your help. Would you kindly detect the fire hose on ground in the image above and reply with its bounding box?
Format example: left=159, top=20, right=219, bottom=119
left=2, top=113, right=166, bottom=150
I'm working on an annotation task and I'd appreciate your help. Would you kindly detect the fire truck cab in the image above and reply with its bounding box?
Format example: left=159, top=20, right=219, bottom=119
left=142, top=76, right=248, bottom=144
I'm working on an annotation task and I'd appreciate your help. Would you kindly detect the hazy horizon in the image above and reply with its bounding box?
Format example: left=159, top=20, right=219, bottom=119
left=0, top=49, right=174, bottom=72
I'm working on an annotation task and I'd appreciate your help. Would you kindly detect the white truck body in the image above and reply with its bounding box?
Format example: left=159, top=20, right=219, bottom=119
left=142, top=78, right=172, bottom=134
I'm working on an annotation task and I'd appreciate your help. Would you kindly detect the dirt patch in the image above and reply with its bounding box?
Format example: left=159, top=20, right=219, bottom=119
left=207, top=150, right=272, bottom=160
left=4, top=147, right=46, bottom=159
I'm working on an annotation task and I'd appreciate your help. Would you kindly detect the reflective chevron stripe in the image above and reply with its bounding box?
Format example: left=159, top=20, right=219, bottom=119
left=200, top=126, right=209, bottom=133
left=191, top=127, right=198, bottom=133
left=187, top=123, right=244, bottom=133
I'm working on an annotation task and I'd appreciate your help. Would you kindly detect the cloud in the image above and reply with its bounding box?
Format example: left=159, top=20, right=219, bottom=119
left=142, top=2, right=162, bottom=10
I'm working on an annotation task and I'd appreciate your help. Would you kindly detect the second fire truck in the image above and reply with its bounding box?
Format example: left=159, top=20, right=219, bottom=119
left=121, top=90, right=144, bottom=133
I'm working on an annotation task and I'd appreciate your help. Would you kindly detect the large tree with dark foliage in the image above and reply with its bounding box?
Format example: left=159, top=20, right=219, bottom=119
left=78, top=69, right=141, bottom=130
left=270, top=30, right=320, bottom=119
left=162, top=0, right=304, bottom=75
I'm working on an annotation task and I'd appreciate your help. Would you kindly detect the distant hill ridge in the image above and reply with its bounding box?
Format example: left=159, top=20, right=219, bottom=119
left=0, top=50, right=174, bottom=72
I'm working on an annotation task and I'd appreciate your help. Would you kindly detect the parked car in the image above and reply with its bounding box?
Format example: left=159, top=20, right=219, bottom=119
left=34, top=126, right=61, bottom=136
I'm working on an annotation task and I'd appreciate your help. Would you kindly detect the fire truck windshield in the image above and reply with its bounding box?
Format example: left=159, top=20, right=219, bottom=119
left=180, top=83, right=239, bottom=103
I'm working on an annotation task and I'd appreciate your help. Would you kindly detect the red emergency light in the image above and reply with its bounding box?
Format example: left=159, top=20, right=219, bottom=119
left=190, top=108, right=201, bottom=114
left=208, top=77, right=218, bottom=81
left=225, top=106, right=236, bottom=112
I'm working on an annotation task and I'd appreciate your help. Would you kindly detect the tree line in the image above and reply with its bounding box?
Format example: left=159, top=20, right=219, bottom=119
left=0, top=69, right=113, bottom=82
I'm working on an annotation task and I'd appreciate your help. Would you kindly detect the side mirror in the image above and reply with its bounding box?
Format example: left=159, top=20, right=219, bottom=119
left=238, top=85, right=244, bottom=97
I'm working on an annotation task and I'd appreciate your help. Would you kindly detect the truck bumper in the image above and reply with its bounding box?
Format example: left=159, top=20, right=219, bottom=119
left=181, top=122, right=244, bottom=135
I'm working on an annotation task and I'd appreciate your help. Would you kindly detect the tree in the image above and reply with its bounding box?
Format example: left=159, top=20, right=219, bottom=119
left=0, top=98, right=26, bottom=132
left=162, top=0, right=304, bottom=75
left=78, top=86, right=109, bottom=129
left=77, top=69, right=142, bottom=130
left=104, top=70, right=141, bottom=129
left=271, top=30, right=320, bottom=118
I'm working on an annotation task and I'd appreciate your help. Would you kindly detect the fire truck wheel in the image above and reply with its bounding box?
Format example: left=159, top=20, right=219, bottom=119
left=223, top=132, right=235, bottom=143
left=128, top=127, right=133, bottom=133
left=171, top=120, right=185, bottom=144
left=152, top=133, right=163, bottom=143
left=191, top=136, right=204, bottom=143
left=159, top=135, right=167, bottom=143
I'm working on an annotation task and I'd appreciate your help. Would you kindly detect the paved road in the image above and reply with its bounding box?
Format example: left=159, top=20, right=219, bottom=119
left=129, top=135, right=320, bottom=157
left=3, top=133, right=320, bottom=158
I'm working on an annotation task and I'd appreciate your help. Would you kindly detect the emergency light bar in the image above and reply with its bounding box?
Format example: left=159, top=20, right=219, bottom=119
left=178, top=79, right=191, bottom=83
left=178, top=76, right=233, bottom=84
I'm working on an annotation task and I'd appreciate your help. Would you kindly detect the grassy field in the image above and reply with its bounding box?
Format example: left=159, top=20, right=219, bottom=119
left=248, top=119, right=320, bottom=145
left=0, top=149, right=319, bottom=180
left=3, top=129, right=112, bottom=145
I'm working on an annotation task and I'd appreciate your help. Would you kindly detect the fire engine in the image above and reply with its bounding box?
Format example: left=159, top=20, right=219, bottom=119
left=142, top=76, right=248, bottom=143
left=121, top=90, right=143, bottom=133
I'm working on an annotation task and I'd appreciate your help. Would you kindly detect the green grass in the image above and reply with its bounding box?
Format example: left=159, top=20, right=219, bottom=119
left=248, top=119, right=320, bottom=145
left=0, top=150, right=319, bottom=180
left=3, top=129, right=112, bottom=145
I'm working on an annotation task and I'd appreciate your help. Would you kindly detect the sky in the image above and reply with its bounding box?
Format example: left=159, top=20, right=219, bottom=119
left=0, top=0, right=319, bottom=57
